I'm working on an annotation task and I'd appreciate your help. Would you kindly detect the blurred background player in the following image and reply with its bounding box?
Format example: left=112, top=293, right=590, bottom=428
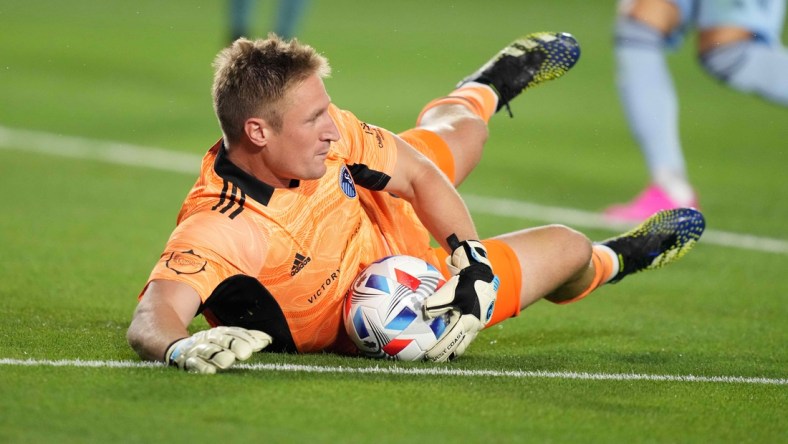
left=229, top=0, right=310, bottom=41
left=605, top=0, right=788, bottom=222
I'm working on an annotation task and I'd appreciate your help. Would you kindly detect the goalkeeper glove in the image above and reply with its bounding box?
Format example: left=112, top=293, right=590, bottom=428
left=423, top=235, right=499, bottom=362
left=165, top=326, right=272, bottom=374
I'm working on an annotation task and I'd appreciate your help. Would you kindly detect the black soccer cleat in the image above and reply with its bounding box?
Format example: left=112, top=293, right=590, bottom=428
left=459, top=32, right=581, bottom=115
left=601, top=208, right=705, bottom=283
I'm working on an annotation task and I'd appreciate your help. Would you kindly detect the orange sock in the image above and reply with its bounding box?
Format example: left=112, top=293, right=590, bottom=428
left=416, top=83, right=498, bottom=124
left=555, top=245, right=617, bottom=305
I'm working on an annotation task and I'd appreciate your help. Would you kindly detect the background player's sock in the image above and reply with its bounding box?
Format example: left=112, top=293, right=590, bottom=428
left=653, top=168, right=696, bottom=207
left=229, top=0, right=254, bottom=41
left=615, top=17, right=687, bottom=183
left=273, top=0, right=310, bottom=39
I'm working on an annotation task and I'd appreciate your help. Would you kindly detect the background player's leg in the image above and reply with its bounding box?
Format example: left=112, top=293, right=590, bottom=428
left=699, top=28, right=788, bottom=106
left=697, top=0, right=788, bottom=105
left=605, top=0, right=697, bottom=222
left=273, top=0, right=310, bottom=39
left=229, top=0, right=255, bottom=41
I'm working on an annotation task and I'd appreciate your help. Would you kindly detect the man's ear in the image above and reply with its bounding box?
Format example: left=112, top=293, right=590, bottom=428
left=244, top=117, right=270, bottom=147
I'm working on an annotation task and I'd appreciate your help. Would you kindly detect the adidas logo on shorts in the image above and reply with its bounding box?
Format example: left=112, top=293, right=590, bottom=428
left=291, top=252, right=311, bottom=276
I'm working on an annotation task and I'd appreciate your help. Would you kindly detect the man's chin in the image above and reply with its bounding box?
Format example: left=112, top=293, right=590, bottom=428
left=303, top=166, right=328, bottom=181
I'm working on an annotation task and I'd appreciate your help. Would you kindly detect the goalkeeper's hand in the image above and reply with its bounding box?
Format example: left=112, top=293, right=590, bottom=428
left=165, top=326, right=272, bottom=374
left=423, top=235, right=499, bottom=362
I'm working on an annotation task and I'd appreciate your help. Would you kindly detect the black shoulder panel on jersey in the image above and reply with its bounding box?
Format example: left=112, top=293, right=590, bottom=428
left=347, top=163, right=391, bottom=191
left=214, top=142, right=276, bottom=206
left=199, top=275, right=297, bottom=353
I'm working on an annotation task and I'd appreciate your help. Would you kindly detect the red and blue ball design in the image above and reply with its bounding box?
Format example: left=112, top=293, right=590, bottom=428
left=344, top=255, right=449, bottom=360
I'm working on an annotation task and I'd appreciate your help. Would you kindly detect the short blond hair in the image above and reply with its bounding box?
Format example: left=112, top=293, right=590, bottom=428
left=212, top=34, right=331, bottom=143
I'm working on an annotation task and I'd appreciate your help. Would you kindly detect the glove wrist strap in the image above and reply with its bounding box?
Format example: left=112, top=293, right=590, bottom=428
left=164, top=337, right=188, bottom=365
left=445, top=234, right=492, bottom=275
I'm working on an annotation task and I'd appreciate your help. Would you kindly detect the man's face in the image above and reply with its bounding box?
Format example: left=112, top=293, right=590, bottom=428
left=263, top=74, right=340, bottom=183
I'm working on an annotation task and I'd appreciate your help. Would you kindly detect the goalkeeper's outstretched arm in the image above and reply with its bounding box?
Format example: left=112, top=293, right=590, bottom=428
left=127, top=279, right=271, bottom=374
left=128, top=280, right=200, bottom=362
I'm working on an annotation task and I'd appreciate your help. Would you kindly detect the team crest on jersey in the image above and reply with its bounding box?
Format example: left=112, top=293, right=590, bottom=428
left=165, top=250, right=207, bottom=275
left=339, top=165, right=357, bottom=199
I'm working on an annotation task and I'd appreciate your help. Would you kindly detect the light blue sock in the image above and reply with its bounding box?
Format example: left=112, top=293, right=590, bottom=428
left=615, top=17, right=687, bottom=180
left=701, top=40, right=788, bottom=106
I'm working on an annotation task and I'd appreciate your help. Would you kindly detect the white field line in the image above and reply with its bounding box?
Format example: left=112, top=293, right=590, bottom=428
left=2, top=125, right=787, bottom=255
left=1, top=358, right=786, bottom=385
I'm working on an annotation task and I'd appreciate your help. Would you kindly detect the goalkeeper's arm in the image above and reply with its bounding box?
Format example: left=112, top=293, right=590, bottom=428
left=381, top=134, right=498, bottom=359
left=127, top=279, right=271, bottom=373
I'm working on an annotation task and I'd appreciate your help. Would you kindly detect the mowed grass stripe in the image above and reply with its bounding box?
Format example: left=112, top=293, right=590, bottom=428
left=2, top=124, right=786, bottom=254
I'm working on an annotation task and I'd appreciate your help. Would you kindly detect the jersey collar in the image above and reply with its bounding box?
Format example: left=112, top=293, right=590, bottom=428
left=213, top=142, right=300, bottom=206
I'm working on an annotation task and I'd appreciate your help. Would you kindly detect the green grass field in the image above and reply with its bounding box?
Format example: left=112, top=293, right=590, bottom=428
left=1, top=0, right=786, bottom=442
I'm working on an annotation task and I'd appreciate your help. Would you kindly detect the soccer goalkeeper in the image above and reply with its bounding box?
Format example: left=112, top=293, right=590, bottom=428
left=127, top=32, right=705, bottom=373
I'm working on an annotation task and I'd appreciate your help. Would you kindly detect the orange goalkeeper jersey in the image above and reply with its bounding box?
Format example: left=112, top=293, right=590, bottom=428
left=143, top=105, right=440, bottom=353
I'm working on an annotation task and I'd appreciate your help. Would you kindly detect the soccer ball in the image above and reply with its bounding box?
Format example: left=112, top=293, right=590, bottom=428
left=343, top=255, right=451, bottom=361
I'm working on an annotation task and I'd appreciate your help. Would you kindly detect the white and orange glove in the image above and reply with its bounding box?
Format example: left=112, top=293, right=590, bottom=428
left=423, top=235, right=499, bottom=362
left=165, top=326, right=272, bottom=374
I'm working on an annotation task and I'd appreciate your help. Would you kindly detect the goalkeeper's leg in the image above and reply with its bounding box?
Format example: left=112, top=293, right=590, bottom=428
left=434, top=223, right=593, bottom=324
left=400, top=32, right=580, bottom=187
left=432, top=208, right=705, bottom=324
left=541, top=208, right=704, bottom=305
left=399, top=85, right=493, bottom=186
